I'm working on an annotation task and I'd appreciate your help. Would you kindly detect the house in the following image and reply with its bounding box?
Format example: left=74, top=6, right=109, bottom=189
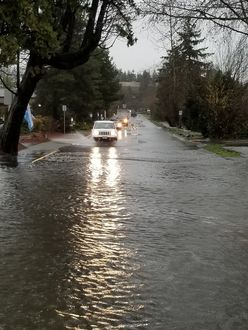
left=0, top=88, right=9, bottom=118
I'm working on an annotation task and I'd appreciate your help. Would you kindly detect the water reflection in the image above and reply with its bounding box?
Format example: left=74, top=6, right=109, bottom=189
left=55, top=146, right=143, bottom=328
left=0, top=153, right=18, bottom=167
left=106, top=147, right=119, bottom=187
left=116, top=129, right=128, bottom=141
left=2, top=116, right=247, bottom=328
left=88, top=147, right=119, bottom=186
left=89, top=147, right=102, bottom=183
left=117, top=130, right=123, bottom=140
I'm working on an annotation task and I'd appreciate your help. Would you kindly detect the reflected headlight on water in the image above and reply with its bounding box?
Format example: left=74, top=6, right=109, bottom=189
left=89, top=147, right=102, bottom=182
left=106, top=147, right=118, bottom=186
left=89, top=146, right=119, bottom=187
left=108, top=147, right=117, bottom=158
left=56, top=146, right=142, bottom=328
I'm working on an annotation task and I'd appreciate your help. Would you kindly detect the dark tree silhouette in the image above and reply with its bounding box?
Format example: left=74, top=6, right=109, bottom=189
left=0, top=0, right=137, bottom=155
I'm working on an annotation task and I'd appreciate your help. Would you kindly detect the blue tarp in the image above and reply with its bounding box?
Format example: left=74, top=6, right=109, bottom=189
left=24, top=104, right=34, bottom=131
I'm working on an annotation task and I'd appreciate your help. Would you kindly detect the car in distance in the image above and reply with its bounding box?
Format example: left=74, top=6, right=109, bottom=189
left=116, top=108, right=130, bottom=128
left=121, top=116, right=129, bottom=127
left=116, top=121, right=122, bottom=130
left=115, top=116, right=128, bottom=129
left=92, top=120, right=118, bottom=142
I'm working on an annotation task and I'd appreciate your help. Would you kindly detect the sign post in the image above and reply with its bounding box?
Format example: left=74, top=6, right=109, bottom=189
left=62, top=105, right=67, bottom=134
left=179, top=110, right=183, bottom=128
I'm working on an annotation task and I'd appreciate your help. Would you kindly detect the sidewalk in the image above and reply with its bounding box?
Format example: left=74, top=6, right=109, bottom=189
left=159, top=122, right=248, bottom=147
left=159, top=121, right=248, bottom=157
left=18, top=130, right=90, bottom=154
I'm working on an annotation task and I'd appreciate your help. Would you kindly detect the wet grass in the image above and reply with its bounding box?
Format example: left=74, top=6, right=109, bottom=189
left=204, top=144, right=241, bottom=157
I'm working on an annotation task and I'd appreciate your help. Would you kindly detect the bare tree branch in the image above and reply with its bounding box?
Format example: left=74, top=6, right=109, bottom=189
left=0, top=74, right=17, bottom=95
left=142, top=0, right=248, bottom=36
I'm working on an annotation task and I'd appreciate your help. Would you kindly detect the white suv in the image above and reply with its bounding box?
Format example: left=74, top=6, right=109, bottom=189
left=92, top=120, right=118, bottom=142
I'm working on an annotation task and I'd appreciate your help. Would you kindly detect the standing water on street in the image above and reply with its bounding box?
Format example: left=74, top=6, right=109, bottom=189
left=0, top=115, right=248, bottom=329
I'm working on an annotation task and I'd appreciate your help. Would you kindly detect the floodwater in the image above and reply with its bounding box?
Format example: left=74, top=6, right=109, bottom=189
left=0, top=116, right=248, bottom=329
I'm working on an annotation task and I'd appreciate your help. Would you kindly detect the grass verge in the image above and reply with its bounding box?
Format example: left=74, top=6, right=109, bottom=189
left=204, top=144, right=241, bottom=157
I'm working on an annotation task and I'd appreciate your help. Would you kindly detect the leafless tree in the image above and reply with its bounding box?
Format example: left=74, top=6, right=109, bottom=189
left=215, top=33, right=248, bottom=82
left=142, top=0, right=248, bottom=36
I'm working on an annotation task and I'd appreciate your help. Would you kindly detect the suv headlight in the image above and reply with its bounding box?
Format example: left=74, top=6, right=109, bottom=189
left=92, top=129, right=99, bottom=136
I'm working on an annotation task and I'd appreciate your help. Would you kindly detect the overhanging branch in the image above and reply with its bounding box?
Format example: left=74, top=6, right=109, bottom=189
left=0, top=74, right=17, bottom=95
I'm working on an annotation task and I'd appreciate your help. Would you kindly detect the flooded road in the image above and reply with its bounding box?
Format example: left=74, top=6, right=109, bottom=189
left=0, top=115, right=248, bottom=329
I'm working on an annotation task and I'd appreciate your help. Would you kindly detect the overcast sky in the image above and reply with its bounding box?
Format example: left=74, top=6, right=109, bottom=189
left=109, top=22, right=165, bottom=73
left=108, top=20, right=231, bottom=74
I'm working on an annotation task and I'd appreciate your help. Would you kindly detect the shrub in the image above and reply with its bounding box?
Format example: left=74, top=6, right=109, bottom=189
left=33, top=115, right=52, bottom=132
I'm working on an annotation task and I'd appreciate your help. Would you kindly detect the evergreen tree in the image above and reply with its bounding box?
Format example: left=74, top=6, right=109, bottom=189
left=33, top=49, right=120, bottom=127
left=117, top=70, right=137, bottom=82
left=155, top=46, right=185, bottom=125
left=138, top=70, right=156, bottom=111
left=0, top=0, right=137, bottom=155
left=156, top=19, right=211, bottom=130
left=97, top=50, right=121, bottom=114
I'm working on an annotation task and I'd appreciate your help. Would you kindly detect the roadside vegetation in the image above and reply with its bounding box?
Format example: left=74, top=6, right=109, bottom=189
left=151, top=19, right=248, bottom=141
left=32, top=48, right=120, bottom=133
left=204, top=144, right=241, bottom=158
left=140, top=1, right=248, bottom=141
left=0, top=0, right=137, bottom=155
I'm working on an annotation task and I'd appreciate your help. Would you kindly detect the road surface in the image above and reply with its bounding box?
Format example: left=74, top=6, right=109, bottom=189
left=0, top=115, right=248, bottom=329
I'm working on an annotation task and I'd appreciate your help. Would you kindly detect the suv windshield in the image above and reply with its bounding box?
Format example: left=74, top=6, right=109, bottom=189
left=94, top=122, right=115, bottom=129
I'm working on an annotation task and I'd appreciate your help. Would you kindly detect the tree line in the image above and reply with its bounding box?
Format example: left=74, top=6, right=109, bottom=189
left=0, top=0, right=137, bottom=155
left=32, top=48, right=120, bottom=129
left=153, top=18, right=248, bottom=139
left=1, top=0, right=248, bottom=155
left=117, top=70, right=157, bottom=112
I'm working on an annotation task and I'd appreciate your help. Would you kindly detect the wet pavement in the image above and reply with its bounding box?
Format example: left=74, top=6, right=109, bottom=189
left=0, top=115, right=248, bottom=329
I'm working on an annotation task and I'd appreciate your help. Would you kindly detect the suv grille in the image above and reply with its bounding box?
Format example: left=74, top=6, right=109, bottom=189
left=99, top=131, right=110, bottom=135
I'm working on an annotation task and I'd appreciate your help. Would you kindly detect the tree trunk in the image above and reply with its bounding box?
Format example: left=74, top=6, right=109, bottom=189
left=0, top=54, right=43, bottom=156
